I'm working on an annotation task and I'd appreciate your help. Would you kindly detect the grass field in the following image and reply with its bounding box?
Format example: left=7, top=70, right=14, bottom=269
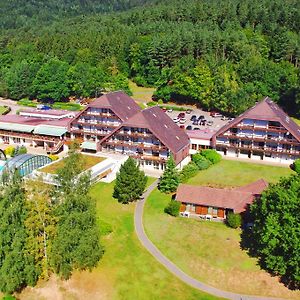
left=129, top=80, right=155, bottom=103
left=144, top=188, right=300, bottom=299
left=292, top=117, right=300, bottom=125
left=18, top=179, right=221, bottom=300
left=187, top=159, right=294, bottom=187
left=40, top=155, right=106, bottom=174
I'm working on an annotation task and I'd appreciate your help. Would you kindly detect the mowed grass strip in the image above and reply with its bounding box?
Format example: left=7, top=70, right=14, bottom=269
left=187, top=159, right=294, bottom=187
left=144, top=188, right=300, bottom=299
left=40, top=155, right=106, bottom=174
left=129, top=80, right=155, bottom=103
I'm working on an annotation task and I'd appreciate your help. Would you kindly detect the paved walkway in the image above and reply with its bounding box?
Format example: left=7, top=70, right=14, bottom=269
left=134, top=180, right=284, bottom=300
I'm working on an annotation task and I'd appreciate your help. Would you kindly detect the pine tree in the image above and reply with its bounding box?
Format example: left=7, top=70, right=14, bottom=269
left=51, top=149, right=102, bottom=279
left=0, top=173, right=38, bottom=293
left=158, top=156, right=180, bottom=193
left=113, top=157, right=147, bottom=203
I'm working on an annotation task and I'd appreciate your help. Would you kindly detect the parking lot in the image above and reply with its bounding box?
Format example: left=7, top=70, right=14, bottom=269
left=165, top=107, right=230, bottom=132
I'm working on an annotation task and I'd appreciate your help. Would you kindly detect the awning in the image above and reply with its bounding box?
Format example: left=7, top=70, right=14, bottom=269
left=33, top=126, right=67, bottom=137
left=0, top=122, right=35, bottom=133
left=81, top=141, right=97, bottom=151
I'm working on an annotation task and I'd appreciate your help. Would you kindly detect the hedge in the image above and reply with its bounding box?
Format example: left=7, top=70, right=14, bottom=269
left=200, top=149, right=222, bottom=164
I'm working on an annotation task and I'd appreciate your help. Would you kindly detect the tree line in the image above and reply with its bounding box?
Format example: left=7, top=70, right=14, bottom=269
left=0, top=144, right=102, bottom=294
left=0, top=0, right=299, bottom=115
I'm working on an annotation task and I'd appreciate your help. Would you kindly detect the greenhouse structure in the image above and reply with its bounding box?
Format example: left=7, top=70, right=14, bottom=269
left=0, top=154, right=52, bottom=177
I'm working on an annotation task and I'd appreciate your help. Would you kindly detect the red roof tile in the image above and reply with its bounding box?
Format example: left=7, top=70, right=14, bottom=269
left=89, top=91, right=141, bottom=121
left=214, top=97, right=300, bottom=142
left=176, top=179, right=268, bottom=214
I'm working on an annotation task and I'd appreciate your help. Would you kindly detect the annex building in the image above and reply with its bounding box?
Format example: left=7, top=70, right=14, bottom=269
left=212, top=97, right=300, bottom=164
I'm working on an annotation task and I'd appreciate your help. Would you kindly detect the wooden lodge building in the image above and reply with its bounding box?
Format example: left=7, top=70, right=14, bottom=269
left=212, top=97, right=300, bottom=164
left=176, top=179, right=268, bottom=220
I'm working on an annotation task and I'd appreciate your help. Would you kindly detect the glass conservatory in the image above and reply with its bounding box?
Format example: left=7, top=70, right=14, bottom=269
left=1, top=154, right=52, bottom=177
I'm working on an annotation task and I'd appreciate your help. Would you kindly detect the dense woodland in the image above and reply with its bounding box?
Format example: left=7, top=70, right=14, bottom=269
left=0, top=0, right=299, bottom=116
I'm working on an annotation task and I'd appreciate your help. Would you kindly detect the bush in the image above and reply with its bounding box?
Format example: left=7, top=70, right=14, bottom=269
left=226, top=212, right=242, bottom=228
left=99, top=219, right=113, bottom=236
left=164, top=200, right=181, bottom=217
left=292, top=159, right=300, bottom=174
left=179, top=162, right=198, bottom=182
left=17, top=145, right=27, bottom=155
left=2, top=296, right=16, bottom=300
left=17, top=98, right=37, bottom=107
left=52, top=102, right=81, bottom=111
left=4, top=146, right=16, bottom=157
left=49, top=154, right=59, bottom=161
left=192, top=153, right=211, bottom=170
left=200, top=149, right=222, bottom=164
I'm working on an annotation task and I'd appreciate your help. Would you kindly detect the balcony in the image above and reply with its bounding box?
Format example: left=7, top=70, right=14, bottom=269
left=0, top=130, right=61, bottom=143
left=235, top=124, right=287, bottom=133
left=116, top=131, right=153, bottom=138
left=104, top=140, right=168, bottom=151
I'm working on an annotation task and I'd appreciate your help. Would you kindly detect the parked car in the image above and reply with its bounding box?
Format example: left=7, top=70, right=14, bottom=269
left=162, top=107, right=167, bottom=112
left=192, top=120, right=199, bottom=125
left=173, top=117, right=180, bottom=123
left=167, top=108, right=173, bottom=113
left=179, top=118, right=186, bottom=124
left=198, top=115, right=205, bottom=120
left=199, top=119, right=207, bottom=126
left=190, top=115, right=197, bottom=121
left=193, top=127, right=200, bottom=130
left=207, top=120, right=213, bottom=126
left=179, top=125, right=185, bottom=129
left=221, top=115, right=228, bottom=120
left=210, top=111, right=223, bottom=118
left=186, top=109, right=192, bottom=114
left=186, top=125, right=192, bottom=130
left=178, top=112, right=185, bottom=119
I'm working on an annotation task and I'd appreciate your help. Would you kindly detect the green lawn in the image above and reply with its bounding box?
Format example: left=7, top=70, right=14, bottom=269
left=144, top=188, right=300, bottom=299
left=187, top=159, right=294, bottom=187
left=292, top=117, right=300, bottom=126
left=19, top=178, right=221, bottom=300
left=129, top=80, right=155, bottom=103
left=40, top=155, right=106, bottom=174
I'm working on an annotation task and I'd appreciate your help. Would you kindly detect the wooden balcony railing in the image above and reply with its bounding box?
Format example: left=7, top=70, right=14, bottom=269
left=0, top=130, right=61, bottom=143
left=104, top=140, right=168, bottom=151
left=235, top=124, right=287, bottom=133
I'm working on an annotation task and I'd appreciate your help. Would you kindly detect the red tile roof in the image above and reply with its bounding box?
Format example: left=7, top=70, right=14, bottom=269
left=187, top=129, right=216, bottom=140
left=214, top=97, right=300, bottom=142
left=0, top=115, right=71, bottom=128
left=101, top=106, right=190, bottom=156
left=89, top=91, right=141, bottom=121
left=176, top=179, right=268, bottom=213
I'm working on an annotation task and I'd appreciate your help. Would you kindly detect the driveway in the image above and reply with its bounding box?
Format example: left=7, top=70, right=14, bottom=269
left=134, top=181, right=285, bottom=300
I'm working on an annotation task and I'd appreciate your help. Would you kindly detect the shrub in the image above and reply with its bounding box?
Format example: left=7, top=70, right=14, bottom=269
left=99, top=219, right=113, bottom=236
left=192, top=153, right=211, bottom=170
left=292, top=159, right=300, bottom=174
left=200, top=149, right=222, bottom=164
left=179, top=162, right=198, bottom=182
left=226, top=212, right=242, bottom=228
left=164, top=200, right=181, bottom=217
left=17, top=145, right=27, bottom=155
left=17, top=98, right=37, bottom=107
left=147, top=101, right=157, bottom=107
left=2, top=296, right=16, bottom=300
left=49, top=154, right=59, bottom=161
left=4, top=146, right=16, bottom=157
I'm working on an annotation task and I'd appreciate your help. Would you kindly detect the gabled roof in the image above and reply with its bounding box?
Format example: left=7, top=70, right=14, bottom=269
left=101, top=106, right=190, bottom=155
left=176, top=179, right=268, bottom=214
left=89, top=91, right=141, bottom=121
left=214, top=97, right=300, bottom=141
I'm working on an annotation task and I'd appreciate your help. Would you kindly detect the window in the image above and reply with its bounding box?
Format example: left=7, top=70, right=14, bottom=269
left=208, top=207, right=212, bottom=214
left=213, top=207, right=218, bottom=216
left=192, top=144, right=197, bottom=150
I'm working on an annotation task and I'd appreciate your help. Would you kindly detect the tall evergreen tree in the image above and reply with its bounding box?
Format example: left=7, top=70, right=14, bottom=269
left=0, top=173, right=38, bottom=293
left=113, top=157, right=147, bottom=203
left=51, top=147, right=102, bottom=279
left=158, top=156, right=180, bottom=194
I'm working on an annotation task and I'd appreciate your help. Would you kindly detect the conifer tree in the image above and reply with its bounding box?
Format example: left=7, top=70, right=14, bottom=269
left=51, top=146, right=102, bottom=279
left=0, top=173, right=38, bottom=293
left=158, top=156, right=180, bottom=193
left=113, top=157, right=147, bottom=203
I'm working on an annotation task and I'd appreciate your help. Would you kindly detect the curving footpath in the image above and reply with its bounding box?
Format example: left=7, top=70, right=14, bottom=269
left=134, top=180, right=284, bottom=300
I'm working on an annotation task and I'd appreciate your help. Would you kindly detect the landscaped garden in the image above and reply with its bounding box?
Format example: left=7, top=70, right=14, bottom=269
left=40, top=154, right=106, bottom=174
left=186, top=159, right=294, bottom=187
left=18, top=178, right=221, bottom=300
left=143, top=187, right=300, bottom=299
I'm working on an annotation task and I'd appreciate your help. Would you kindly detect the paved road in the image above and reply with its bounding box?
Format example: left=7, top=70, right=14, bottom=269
left=134, top=180, right=284, bottom=300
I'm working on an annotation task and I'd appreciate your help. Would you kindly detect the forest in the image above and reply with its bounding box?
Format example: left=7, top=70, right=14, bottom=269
left=0, top=0, right=299, bottom=116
